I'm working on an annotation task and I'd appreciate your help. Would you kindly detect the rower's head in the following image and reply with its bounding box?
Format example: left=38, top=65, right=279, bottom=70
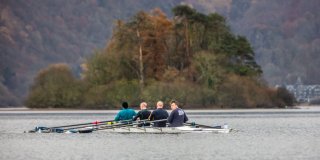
left=122, top=102, right=129, bottom=109
left=156, top=101, right=163, bottom=108
left=140, top=102, right=147, bottom=110
left=170, top=100, right=178, bottom=110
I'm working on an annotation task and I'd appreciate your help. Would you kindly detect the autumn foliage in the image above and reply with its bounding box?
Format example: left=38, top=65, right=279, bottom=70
left=26, top=6, right=295, bottom=109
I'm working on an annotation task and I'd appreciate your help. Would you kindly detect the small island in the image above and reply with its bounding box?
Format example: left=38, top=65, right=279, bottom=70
left=25, top=5, right=294, bottom=109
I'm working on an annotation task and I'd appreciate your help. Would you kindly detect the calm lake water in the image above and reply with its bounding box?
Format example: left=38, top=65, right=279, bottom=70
left=0, top=108, right=320, bottom=160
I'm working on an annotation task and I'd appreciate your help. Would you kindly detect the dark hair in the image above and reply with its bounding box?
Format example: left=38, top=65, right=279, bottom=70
left=170, top=100, right=178, bottom=105
left=122, top=102, right=128, bottom=109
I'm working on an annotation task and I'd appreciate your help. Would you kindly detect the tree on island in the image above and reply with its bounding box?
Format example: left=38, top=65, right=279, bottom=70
left=26, top=5, right=295, bottom=109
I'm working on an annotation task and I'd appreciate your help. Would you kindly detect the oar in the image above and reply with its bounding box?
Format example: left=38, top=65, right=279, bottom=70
left=50, top=119, right=114, bottom=129
left=96, top=119, right=168, bottom=131
left=64, top=119, right=139, bottom=134
left=50, top=119, right=117, bottom=133
left=62, top=119, right=136, bottom=131
left=29, top=119, right=168, bottom=133
left=27, top=119, right=115, bottom=133
left=60, top=120, right=115, bottom=130
left=67, top=120, right=137, bottom=134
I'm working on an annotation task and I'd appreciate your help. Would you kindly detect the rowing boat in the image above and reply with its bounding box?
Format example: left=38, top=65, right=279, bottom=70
left=26, top=119, right=232, bottom=134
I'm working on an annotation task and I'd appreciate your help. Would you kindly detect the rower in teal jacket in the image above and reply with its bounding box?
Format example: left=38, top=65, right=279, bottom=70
left=114, top=102, right=136, bottom=122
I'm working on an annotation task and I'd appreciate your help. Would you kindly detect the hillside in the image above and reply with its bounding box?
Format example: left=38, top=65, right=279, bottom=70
left=0, top=0, right=319, bottom=106
left=0, top=0, right=181, bottom=106
left=184, top=0, right=320, bottom=85
left=229, top=0, right=320, bottom=85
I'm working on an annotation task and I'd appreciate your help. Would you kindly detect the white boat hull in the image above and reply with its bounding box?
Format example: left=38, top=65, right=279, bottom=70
left=100, top=126, right=231, bottom=134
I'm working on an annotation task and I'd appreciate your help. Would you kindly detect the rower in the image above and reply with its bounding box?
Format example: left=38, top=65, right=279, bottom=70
left=133, top=102, right=151, bottom=127
left=167, top=100, right=188, bottom=127
left=114, top=102, right=136, bottom=123
left=149, top=101, right=169, bottom=127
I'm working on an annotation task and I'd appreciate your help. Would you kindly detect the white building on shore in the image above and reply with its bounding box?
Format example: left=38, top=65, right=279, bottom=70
left=282, top=78, right=320, bottom=103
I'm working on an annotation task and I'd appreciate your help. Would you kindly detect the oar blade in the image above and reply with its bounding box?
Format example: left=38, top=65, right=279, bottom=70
left=78, top=127, right=93, bottom=133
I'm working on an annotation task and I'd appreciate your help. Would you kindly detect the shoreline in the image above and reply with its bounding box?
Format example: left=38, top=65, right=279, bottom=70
left=0, top=106, right=319, bottom=114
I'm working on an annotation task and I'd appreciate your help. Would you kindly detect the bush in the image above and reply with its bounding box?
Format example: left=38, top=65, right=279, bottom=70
left=26, top=64, right=83, bottom=108
left=140, top=80, right=218, bottom=108
left=217, top=74, right=276, bottom=108
left=276, top=87, right=296, bottom=107
left=82, top=79, right=140, bottom=109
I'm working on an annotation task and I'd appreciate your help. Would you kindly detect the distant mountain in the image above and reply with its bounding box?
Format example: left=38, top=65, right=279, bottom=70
left=229, top=0, right=320, bottom=86
left=0, top=0, right=181, bottom=106
left=184, top=0, right=320, bottom=85
left=0, top=0, right=319, bottom=106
